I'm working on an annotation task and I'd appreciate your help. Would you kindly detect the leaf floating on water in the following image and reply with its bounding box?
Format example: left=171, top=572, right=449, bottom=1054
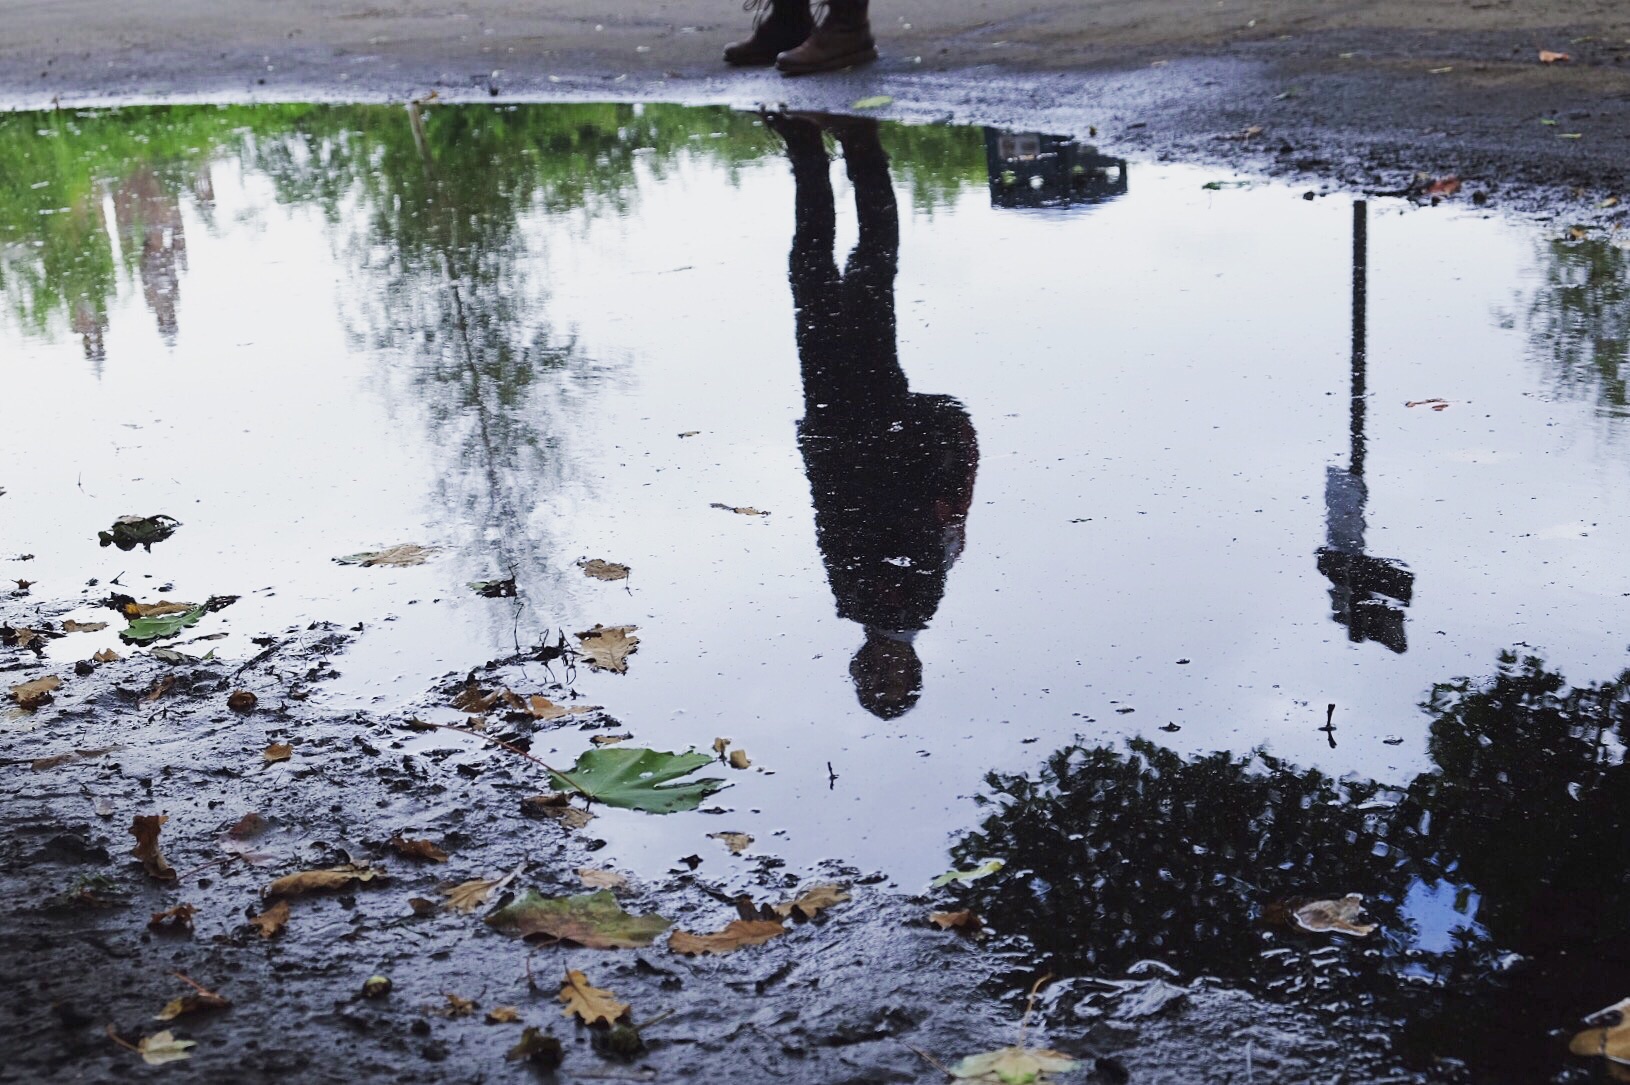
left=709, top=832, right=753, bottom=855
left=10, top=674, right=61, bottom=709
left=135, top=1029, right=197, bottom=1066
left=487, top=889, right=670, bottom=949
left=949, top=1046, right=1079, bottom=1084
left=335, top=544, right=438, bottom=568
left=263, top=862, right=382, bottom=899
left=1570, top=997, right=1630, bottom=1071
left=772, top=883, right=850, bottom=920
left=98, top=514, right=180, bottom=552
left=130, top=814, right=177, bottom=881
left=1404, top=398, right=1451, bottom=411
left=710, top=502, right=770, bottom=517
left=727, top=748, right=751, bottom=770
left=122, top=600, right=195, bottom=618
left=525, top=695, right=600, bottom=721
left=931, top=859, right=1005, bottom=888
left=578, top=559, right=631, bottom=582
left=851, top=94, right=894, bottom=110
left=668, top=918, right=786, bottom=956
left=574, top=624, right=639, bottom=673
left=469, top=577, right=517, bottom=598
left=1201, top=180, right=1254, bottom=190
left=558, top=969, right=631, bottom=1026
left=62, top=620, right=108, bottom=633
left=1293, top=894, right=1377, bottom=937
left=121, top=605, right=205, bottom=644
left=590, top=733, right=633, bottom=747
left=547, top=747, right=726, bottom=814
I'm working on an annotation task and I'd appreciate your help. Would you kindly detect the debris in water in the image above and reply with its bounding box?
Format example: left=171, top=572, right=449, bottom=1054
left=1293, top=894, right=1377, bottom=937
left=98, top=514, right=180, bottom=552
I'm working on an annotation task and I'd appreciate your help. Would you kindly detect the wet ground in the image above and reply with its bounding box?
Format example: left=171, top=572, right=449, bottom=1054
left=3, top=102, right=1630, bottom=1082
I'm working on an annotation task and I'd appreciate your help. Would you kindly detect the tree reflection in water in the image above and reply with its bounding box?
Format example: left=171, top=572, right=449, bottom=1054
left=1517, top=235, right=1630, bottom=419
left=951, top=652, right=1630, bottom=1081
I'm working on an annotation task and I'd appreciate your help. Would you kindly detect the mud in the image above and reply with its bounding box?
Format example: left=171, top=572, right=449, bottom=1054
left=1, top=611, right=1401, bottom=1083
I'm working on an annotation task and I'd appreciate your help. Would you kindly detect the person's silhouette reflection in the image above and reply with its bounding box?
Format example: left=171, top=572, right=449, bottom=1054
left=767, top=113, right=979, bottom=718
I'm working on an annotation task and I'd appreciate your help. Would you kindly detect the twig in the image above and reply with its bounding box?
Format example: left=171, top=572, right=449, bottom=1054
left=105, top=1023, right=139, bottom=1053
left=172, top=972, right=212, bottom=995
left=172, top=854, right=235, bottom=882
left=897, top=1038, right=953, bottom=1077
left=1017, top=971, right=1055, bottom=1046
left=416, top=720, right=586, bottom=797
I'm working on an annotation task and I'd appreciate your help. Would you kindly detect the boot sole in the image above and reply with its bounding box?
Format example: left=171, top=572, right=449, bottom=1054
left=776, top=45, right=879, bottom=76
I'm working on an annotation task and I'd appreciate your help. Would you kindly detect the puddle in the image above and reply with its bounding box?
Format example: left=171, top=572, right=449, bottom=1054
left=3, top=103, right=1630, bottom=1073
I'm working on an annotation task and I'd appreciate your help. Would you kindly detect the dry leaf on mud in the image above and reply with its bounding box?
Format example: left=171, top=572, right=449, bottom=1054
left=708, top=832, right=753, bottom=855
left=32, top=745, right=117, bottom=772
left=487, top=1006, right=522, bottom=1024
left=129, top=815, right=177, bottom=881
left=579, top=559, right=631, bottom=582
left=526, top=695, right=599, bottom=721
left=263, top=862, right=382, bottom=899
left=142, top=675, right=177, bottom=704
left=1570, top=997, right=1630, bottom=1075
left=590, top=733, right=633, bottom=747
left=728, top=748, right=751, bottom=770
left=227, top=690, right=257, bottom=713
left=710, top=502, right=770, bottom=517
left=148, top=904, right=197, bottom=934
left=248, top=899, right=290, bottom=938
left=1539, top=49, right=1571, bottom=63
left=559, top=969, right=630, bottom=1026
left=226, top=813, right=269, bottom=840
left=441, top=993, right=479, bottom=1018
left=578, top=868, right=629, bottom=891
left=389, top=834, right=449, bottom=863
left=10, top=674, right=61, bottom=709
left=122, top=600, right=196, bottom=618
left=521, top=793, right=595, bottom=829
left=1424, top=175, right=1461, bottom=197
left=487, top=889, right=670, bottom=949
left=772, top=884, right=850, bottom=921
left=949, top=1046, right=1079, bottom=1083
left=668, top=918, right=786, bottom=956
left=93, top=648, right=121, bottom=663
left=574, top=624, right=639, bottom=674
left=62, top=620, right=107, bottom=633
left=443, top=863, right=524, bottom=914
left=1293, top=894, right=1377, bottom=937
left=155, top=978, right=230, bottom=1021
left=336, top=544, right=438, bottom=567
left=135, top=1030, right=196, bottom=1066
left=930, top=910, right=986, bottom=937
left=263, top=743, right=292, bottom=764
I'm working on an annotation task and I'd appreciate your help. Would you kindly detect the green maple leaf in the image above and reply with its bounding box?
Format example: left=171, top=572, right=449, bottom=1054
left=549, top=747, right=726, bottom=814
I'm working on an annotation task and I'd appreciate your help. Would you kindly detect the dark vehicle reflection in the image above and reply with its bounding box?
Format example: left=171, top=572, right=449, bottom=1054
left=984, top=130, right=1127, bottom=210
left=768, top=113, right=979, bottom=718
left=1318, top=200, right=1413, bottom=652
left=948, top=651, right=1630, bottom=1082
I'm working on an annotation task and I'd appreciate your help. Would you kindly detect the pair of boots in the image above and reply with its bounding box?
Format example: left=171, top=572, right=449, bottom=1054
left=725, top=0, right=875, bottom=75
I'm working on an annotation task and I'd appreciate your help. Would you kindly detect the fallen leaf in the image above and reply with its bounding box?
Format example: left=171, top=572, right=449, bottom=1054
left=389, top=834, right=449, bottom=863
left=227, top=690, right=257, bottom=713
left=130, top=814, right=177, bottom=881
left=62, top=620, right=108, bottom=633
left=678, top=430, right=700, bottom=438
left=712, top=737, right=730, bottom=757
left=521, top=793, right=595, bottom=829
left=1601, top=195, right=1622, bottom=208
left=950, top=1046, right=1079, bottom=1084
left=574, top=624, right=639, bottom=674
left=1, top=624, right=47, bottom=650
left=772, top=884, right=850, bottom=920
left=710, top=502, right=770, bottom=516
left=409, top=897, right=439, bottom=917
left=263, top=743, right=292, bottom=764
left=32, top=745, right=116, bottom=771
left=590, top=733, right=633, bottom=747
left=442, top=993, right=478, bottom=1018
left=487, top=889, right=671, bottom=948
left=155, top=981, right=229, bottom=1021
left=1570, top=225, right=1591, bottom=240
left=136, top=1030, right=196, bottom=1066
left=559, top=969, right=630, bottom=1026
left=931, top=859, right=1005, bottom=888
left=1293, top=894, right=1377, bottom=937
left=1405, top=398, right=1451, bottom=411
left=851, top=94, right=893, bottom=110
left=487, top=1006, right=522, bottom=1024
left=451, top=679, right=504, bottom=713
left=547, top=747, right=726, bottom=814
left=10, top=674, right=61, bottom=709
left=248, top=899, right=290, bottom=938
left=443, top=863, right=523, bottom=914
left=1570, top=997, right=1630, bottom=1070
left=148, top=904, right=197, bottom=934
left=263, top=862, right=382, bottom=899
left=336, top=544, right=438, bottom=568
left=120, top=605, right=205, bottom=644
left=93, top=648, right=121, bottom=663
left=709, top=832, right=753, bottom=855
left=98, top=514, right=181, bottom=552
left=930, top=910, right=986, bottom=936
left=579, top=559, right=631, bottom=582
left=728, top=749, right=751, bottom=770
left=668, top=918, right=786, bottom=956
left=469, top=577, right=517, bottom=597
left=1424, top=175, right=1461, bottom=197
left=122, top=600, right=195, bottom=618
left=1540, top=49, right=1571, bottom=63
left=226, top=813, right=269, bottom=840
left=142, top=675, right=176, bottom=703
left=524, top=695, right=601, bottom=721
left=578, top=868, right=629, bottom=891
left=506, top=1027, right=563, bottom=1067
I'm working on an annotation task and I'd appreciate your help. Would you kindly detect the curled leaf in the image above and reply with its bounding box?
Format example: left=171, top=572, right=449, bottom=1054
left=574, top=624, right=639, bottom=674
left=668, top=918, right=786, bottom=956
left=772, top=884, right=850, bottom=921
left=388, top=834, right=449, bottom=863
left=248, top=899, right=290, bottom=938
left=129, top=814, right=177, bottom=881
left=1293, top=894, right=1377, bottom=937
left=263, top=862, right=382, bottom=899
left=10, top=674, right=61, bottom=709
left=559, top=969, right=630, bottom=1026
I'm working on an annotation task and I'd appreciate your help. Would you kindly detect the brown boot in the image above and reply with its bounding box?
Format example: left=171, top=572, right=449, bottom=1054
left=776, top=0, right=876, bottom=75
left=725, top=0, right=814, bottom=67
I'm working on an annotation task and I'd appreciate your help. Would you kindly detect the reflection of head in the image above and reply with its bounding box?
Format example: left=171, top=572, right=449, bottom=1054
left=850, top=628, right=923, bottom=719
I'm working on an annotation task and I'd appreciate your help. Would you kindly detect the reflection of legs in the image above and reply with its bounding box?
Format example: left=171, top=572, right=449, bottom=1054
left=835, top=121, right=905, bottom=403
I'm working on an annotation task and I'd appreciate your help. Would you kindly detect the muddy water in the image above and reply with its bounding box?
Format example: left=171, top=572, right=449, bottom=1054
left=3, top=103, right=1628, bottom=902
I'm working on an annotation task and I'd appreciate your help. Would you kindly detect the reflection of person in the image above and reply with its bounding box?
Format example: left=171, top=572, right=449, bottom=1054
left=768, top=113, right=979, bottom=718
left=726, top=0, right=876, bottom=76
